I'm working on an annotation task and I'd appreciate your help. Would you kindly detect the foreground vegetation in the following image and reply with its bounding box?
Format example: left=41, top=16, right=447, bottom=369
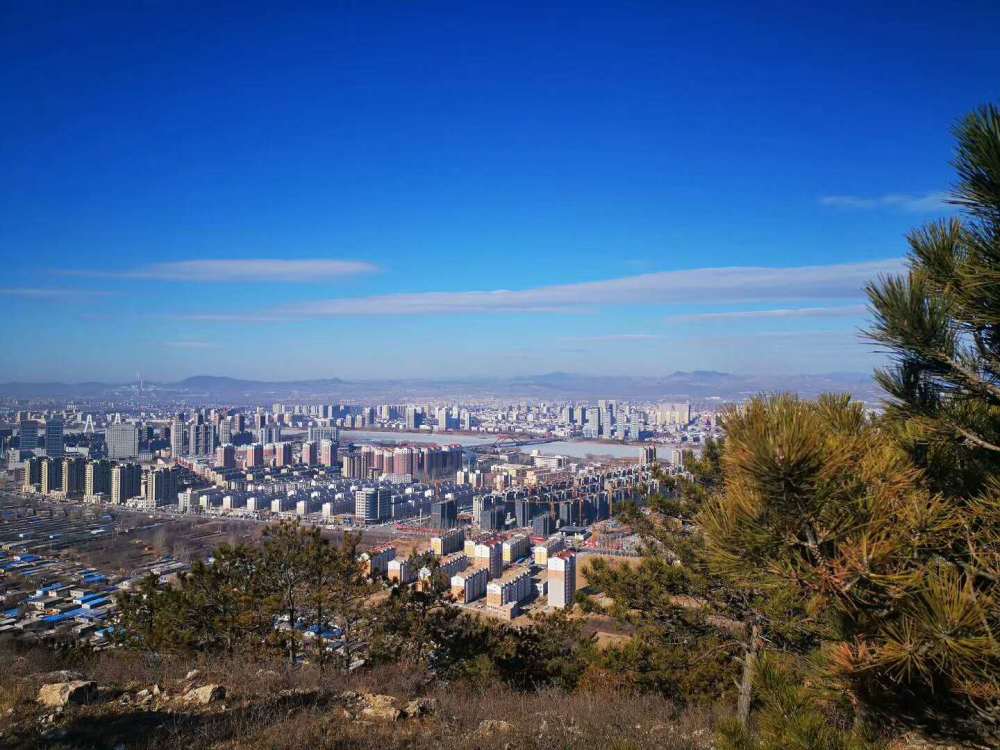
left=2, top=103, right=999, bottom=749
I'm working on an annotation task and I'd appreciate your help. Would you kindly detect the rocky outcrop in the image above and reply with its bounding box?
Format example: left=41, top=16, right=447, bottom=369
left=358, top=693, right=401, bottom=721
left=37, top=681, right=97, bottom=708
left=183, top=684, right=226, bottom=705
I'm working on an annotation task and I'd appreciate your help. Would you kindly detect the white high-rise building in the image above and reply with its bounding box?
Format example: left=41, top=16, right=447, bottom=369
left=107, top=422, right=139, bottom=460
left=547, top=551, right=577, bottom=609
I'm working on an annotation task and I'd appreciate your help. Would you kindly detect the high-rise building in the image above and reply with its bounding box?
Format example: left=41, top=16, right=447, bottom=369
left=319, top=439, right=338, bottom=467
left=18, top=419, right=38, bottom=451
left=188, top=422, right=214, bottom=457
left=111, top=463, right=142, bottom=504
left=405, top=406, right=422, bottom=430
left=218, top=417, right=233, bottom=445
left=547, top=551, right=577, bottom=609
left=170, top=414, right=186, bottom=456
left=85, top=459, right=112, bottom=498
left=257, top=425, right=281, bottom=444
left=473, top=540, right=503, bottom=579
left=44, top=417, right=64, bottom=459
left=274, top=441, right=293, bottom=466
left=145, top=467, right=179, bottom=506
left=301, top=441, right=318, bottom=466
left=40, top=457, right=62, bottom=494
left=22, top=456, right=42, bottom=490
left=107, top=422, right=139, bottom=460
left=431, top=498, right=457, bottom=529
left=215, top=443, right=236, bottom=469
left=244, top=442, right=264, bottom=467
left=61, top=456, right=86, bottom=496
left=354, top=487, right=378, bottom=524
left=640, top=445, right=657, bottom=465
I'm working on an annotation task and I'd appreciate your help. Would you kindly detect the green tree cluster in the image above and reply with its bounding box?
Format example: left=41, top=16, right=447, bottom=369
left=116, top=521, right=376, bottom=670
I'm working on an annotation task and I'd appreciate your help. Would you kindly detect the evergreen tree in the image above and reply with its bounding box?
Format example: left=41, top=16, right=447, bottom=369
left=261, top=520, right=313, bottom=664
left=325, top=531, right=377, bottom=672
left=866, top=104, right=1000, bottom=498
left=700, top=393, right=999, bottom=739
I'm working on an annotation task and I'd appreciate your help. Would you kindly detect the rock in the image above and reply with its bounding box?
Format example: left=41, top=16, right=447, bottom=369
left=477, top=719, right=514, bottom=736
left=151, top=684, right=161, bottom=697
left=402, top=697, right=437, bottom=718
left=358, top=693, right=400, bottom=721
left=37, top=681, right=97, bottom=708
left=183, top=684, right=226, bottom=705
left=184, top=669, right=200, bottom=681
left=136, top=689, right=150, bottom=700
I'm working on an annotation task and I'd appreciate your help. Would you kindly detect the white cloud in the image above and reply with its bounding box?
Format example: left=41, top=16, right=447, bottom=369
left=819, top=191, right=950, bottom=212
left=0, top=288, right=112, bottom=299
left=269, top=258, right=901, bottom=318
left=65, top=258, right=379, bottom=283
left=667, top=304, right=866, bottom=322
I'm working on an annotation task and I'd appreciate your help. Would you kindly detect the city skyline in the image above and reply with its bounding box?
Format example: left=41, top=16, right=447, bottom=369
left=3, top=3, right=999, bottom=381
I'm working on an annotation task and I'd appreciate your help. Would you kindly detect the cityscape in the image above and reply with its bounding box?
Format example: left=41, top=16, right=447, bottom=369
left=2, top=3, right=998, bottom=750
left=0, top=395, right=712, bottom=634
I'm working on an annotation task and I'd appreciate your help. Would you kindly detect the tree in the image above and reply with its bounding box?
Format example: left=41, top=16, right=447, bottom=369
left=370, top=551, right=454, bottom=669
left=580, top=458, right=750, bottom=709
left=261, top=520, right=312, bottom=664
left=700, top=394, right=999, bottom=740
left=866, top=104, right=1000, bottom=496
left=325, top=531, right=377, bottom=672
left=862, top=103, right=1000, bottom=736
left=302, top=528, right=338, bottom=670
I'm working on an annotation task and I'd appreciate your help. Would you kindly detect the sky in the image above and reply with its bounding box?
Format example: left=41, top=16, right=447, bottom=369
left=2, top=1, right=999, bottom=382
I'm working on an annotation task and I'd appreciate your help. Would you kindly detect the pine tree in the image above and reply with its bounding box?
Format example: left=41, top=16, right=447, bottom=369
left=261, top=520, right=312, bottom=664
left=326, top=531, right=377, bottom=672
left=866, top=104, right=1000, bottom=496
left=700, top=393, right=999, bottom=739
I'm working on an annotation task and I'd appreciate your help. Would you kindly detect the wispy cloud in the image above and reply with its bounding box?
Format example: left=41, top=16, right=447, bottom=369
left=163, top=340, right=217, bottom=349
left=819, top=191, right=949, bottom=212
left=256, top=258, right=901, bottom=318
left=0, top=288, right=112, bottom=300
left=667, top=304, right=866, bottom=322
left=64, top=259, right=379, bottom=283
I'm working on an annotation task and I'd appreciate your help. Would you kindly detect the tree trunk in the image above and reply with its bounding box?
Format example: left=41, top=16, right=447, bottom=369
left=737, top=623, right=760, bottom=727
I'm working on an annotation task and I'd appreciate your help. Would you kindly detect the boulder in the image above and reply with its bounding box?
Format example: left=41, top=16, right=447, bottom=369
left=184, top=669, right=200, bottom=681
left=37, top=681, right=97, bottom=708
left=359, top=693, right=400, bottom=722
left=183, top=684, right=226, bottom=705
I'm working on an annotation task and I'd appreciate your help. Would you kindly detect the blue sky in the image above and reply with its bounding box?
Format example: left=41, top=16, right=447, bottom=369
left=2, top=2, right=998, bottom=382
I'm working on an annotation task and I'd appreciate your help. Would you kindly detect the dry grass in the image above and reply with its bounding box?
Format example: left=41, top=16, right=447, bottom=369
left=0, top=643, right=721, bottom=750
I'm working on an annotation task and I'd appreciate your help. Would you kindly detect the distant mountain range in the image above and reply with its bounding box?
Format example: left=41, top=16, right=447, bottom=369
left=0, top=371, right=885, bottom=404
